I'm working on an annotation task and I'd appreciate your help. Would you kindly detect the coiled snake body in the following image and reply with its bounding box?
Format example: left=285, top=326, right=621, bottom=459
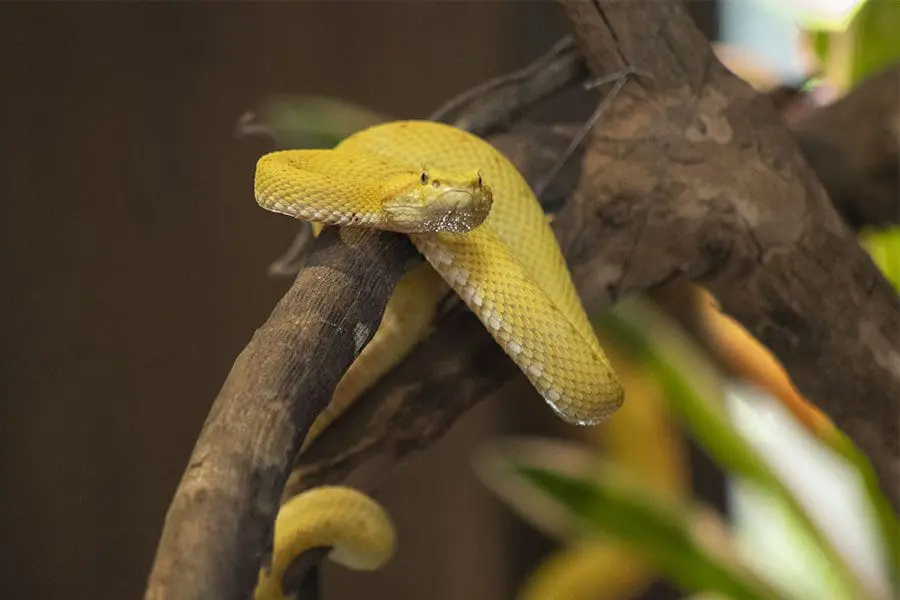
left=252, top=120, right=623, bottom=599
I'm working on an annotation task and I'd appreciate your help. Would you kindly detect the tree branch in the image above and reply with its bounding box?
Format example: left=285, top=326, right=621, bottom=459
left=144, top=228, right=418, bottom=600
left=555, top=0, right=899, bottom=506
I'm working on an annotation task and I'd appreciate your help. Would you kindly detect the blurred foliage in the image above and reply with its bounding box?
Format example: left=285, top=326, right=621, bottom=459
left=598, top=301, right=894, bottom=599
left=475, top=297, right=894, bottom=599
left=863, top=230, right=900, bottom=291
left=807, top=0, right=900, bottom=89
left=514, top=463, right=789, bottom=600
left=236, top=95, right=384, bottom=149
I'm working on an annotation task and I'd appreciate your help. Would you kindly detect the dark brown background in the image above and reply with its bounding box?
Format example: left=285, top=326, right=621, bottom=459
left=0, top=3, right=718, bottom=599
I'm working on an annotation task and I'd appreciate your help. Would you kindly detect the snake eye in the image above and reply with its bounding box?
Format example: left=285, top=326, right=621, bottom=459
left=419, top=170, right=429, bottom=185
left=477, top=172, right=483, bottom=187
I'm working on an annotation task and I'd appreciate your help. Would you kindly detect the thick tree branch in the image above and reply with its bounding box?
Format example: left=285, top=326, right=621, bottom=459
left=556, top=0, right=899, bottom=506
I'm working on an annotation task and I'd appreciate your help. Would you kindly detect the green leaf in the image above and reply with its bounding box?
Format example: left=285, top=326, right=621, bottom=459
left=861, top=227, right=900, bottom=292
left=512, top=464, right=790, bottom=600
left=848, top=0, right=900, bottom=85
left=809, top=30, right=832, bottom=64
left=236, top=95, right=385, bottom=150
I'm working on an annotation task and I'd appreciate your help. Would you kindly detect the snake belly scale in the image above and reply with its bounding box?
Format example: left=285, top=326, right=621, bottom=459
left=252, top=120, right=623, bottom=598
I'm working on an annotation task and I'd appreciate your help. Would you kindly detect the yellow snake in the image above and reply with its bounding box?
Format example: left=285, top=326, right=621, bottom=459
left=251, top=120, right=624, bottom=599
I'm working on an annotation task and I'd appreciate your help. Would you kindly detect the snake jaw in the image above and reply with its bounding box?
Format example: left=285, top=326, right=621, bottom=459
left=383, top=180, right=493, bottom=234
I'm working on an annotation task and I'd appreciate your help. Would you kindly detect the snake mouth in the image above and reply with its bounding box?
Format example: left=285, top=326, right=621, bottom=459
left=433, top=189, right=482, bottom=230
left=384, top=185, right=493, bottom=234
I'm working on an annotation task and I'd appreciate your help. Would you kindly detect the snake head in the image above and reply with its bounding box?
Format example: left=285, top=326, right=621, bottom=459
left=382, top=167, right=493, bottom=234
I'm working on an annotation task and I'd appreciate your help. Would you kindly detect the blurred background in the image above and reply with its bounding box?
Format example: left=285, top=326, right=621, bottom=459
left=1, top=2, right=896, bottom=600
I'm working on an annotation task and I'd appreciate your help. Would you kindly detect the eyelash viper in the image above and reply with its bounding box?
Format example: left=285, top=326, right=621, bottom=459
left=251, top=120, right=624, bottom=599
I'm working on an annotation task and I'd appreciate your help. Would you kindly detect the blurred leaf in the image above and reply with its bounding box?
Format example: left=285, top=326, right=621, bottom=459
left=847, top=0, right=900, bottom=85
left=474, top=437, right=605, bottom=540
left=862, top=227, right=900, bottom=292
left=805, top=0, right=900, bottom=90
left=511, top=463, right=790, bottom=600
left=815, top=431, right=900, bottom=590
left=592, top=300, right=872, bottom=599
left=516, top=542, right=654, bottom=600
left=473, top=434, right=666, bottom=599
left=236, top=95, right=385, bottom=150
left=809, top=30, right=832, bottom=64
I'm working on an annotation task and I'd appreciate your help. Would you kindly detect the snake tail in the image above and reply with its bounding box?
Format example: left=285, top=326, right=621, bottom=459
left=254, top=486, right=396, bottom=600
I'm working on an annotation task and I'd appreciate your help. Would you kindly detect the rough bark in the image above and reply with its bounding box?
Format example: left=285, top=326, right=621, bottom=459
left=555, top=0, right=899, bottom=509
left=146, top=2, right=900, bottom=599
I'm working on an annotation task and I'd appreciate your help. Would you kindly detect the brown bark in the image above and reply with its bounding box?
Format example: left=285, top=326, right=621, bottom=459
left=145, top=2, right=900, bottom=599
left=555, top=1, right=899, bottom=510
left=144, top=227, right=418, bottom=600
